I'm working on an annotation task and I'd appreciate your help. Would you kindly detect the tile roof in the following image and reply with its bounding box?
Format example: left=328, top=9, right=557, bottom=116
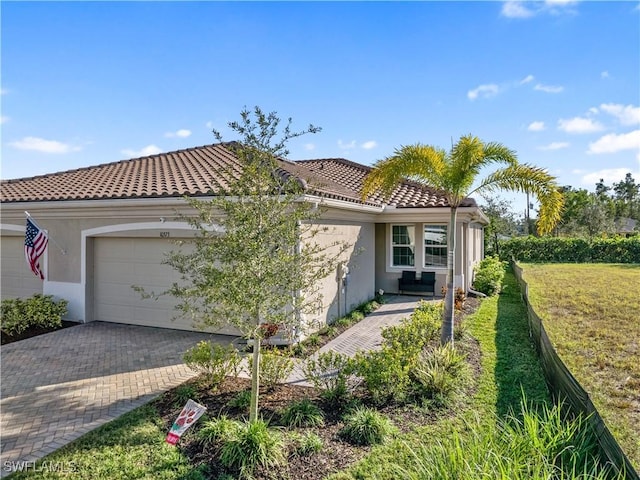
left=296, top=158, right=476, bottom=208
left=0, top=144, right=474, bottom=209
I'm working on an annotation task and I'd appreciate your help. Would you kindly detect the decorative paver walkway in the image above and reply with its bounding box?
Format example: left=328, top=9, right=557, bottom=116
left=0, top=295, right=429, bottom=477
left=286, top=295, right=427, bottom=385
left=0, top=323, right=233, bottom=477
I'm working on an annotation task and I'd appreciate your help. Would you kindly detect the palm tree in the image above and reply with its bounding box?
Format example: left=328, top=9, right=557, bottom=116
left=362, top=135, right=563, bottom=345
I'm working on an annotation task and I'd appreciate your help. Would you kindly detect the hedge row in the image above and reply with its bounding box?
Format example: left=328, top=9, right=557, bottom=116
left=499, top=236, right=640, bottom=263
left=1, top=294, right=68, bottom=336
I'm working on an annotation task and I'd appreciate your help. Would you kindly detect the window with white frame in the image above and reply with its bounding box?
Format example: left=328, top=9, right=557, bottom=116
left=391, top=225, right=415, bottom=267
left=424, top=225, right=447, bottom=267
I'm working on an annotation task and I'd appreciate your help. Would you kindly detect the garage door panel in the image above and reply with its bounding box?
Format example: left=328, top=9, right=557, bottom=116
left=93, top=237, right=239, bottom=335
left=1, top=236, right=43, bottom=299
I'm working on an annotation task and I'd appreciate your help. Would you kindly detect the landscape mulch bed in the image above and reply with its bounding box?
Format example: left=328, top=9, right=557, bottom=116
left=1, top=320, right=78, bottom=345
left=153, top=297, right=483, bottom=480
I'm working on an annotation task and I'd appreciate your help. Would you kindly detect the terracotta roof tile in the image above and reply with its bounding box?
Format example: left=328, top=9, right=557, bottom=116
left=296, top=158, right=476, bottom=208
left=0, top=145, right=474, bottom=209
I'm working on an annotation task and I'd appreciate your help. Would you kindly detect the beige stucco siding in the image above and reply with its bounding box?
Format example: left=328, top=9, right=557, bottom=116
left=0, top=233, right=44, bottom=299
left=301, top=220, right=375, bottom=334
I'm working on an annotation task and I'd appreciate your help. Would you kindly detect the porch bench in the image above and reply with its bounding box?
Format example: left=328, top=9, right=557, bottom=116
left=398, top=271, right=436, bottom=297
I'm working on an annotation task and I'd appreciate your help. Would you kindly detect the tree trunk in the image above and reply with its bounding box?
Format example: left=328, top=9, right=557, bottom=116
left=441, top=206, right=458, bottom=345
left=249, top=333, right=260, bottom=422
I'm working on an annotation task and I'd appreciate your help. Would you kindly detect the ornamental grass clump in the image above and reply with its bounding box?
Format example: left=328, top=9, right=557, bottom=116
left=219, top=418, right=285, bottom=479
left=340, top=407, right=397, bottom=446
left=281, top=398, right=325, bottom=428
left=411, top=343, right=470, bottom=407
left=288, top=431, right=324, bottom=457
left=196, top=415, right=241, bottom=446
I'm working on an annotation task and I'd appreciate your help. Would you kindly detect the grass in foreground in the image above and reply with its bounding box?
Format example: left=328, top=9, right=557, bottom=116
left=328, top=270, right=560, bottom=479
left=6, top=404, right=205, bottom=479
left=521, top=263, right=640, bottom=467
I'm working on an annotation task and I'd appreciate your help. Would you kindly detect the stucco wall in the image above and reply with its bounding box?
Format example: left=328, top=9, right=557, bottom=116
left=302, top=220, right=375, bottom=336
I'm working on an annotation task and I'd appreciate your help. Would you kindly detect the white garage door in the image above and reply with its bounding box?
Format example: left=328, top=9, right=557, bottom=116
left=93, top=237, right=239, bottom=335
left=0, top=235, right=43, bottom=300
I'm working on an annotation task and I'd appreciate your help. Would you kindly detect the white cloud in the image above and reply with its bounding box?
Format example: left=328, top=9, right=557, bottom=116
left=601, top=71, right=610, bottom=79
left=528, top=121, right=546, bottom=132
left=558, top=117, right=604, bottom=134
left=538, top=142, right=570, bottom=151
left=205, top=121, right=214, bottom=129
left=0, top=116, right=9, bottom=124
left=501, top=0, right=577, bottom=18
left=304, top=143, right=315, bottom=151
left=361, top=141, right=377, bottom=150
left=501, top=1, right=535, bottom=18
left=0, top=88, right=8, bottom=96
left=587, top=130, right=640, bottom=154
left=534, top=83, right=564, bottom=94
left=599, top=103, right=640, bottom=126
left=121, top=144, right=163, bottom=157
left=9, top=136, right=81, bottom=154
left=164, top=129, right=192, bottom=138
left=467, top=84, right=500, bottom=100
left=520, top=74, right=535, bottom=84
left=338, top=140, right=356, bottom=150
left=582, top=168, right=640, bottom=185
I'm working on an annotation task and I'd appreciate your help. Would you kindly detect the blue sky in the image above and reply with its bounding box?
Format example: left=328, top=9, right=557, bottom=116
left=2, top=1, right=639, bottom=206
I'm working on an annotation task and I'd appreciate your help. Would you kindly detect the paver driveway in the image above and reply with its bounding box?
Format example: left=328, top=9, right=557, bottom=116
left=0, top=322, right=235, bottom=476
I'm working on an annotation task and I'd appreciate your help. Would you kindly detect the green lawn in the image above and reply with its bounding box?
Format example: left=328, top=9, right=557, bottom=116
left=520, top=263, right=640, bottom=468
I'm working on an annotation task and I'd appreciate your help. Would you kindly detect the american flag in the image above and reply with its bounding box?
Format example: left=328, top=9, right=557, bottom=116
left=24, top=218, right=48, bottom=280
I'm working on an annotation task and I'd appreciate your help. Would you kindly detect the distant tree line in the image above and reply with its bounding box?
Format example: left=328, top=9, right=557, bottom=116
left=481, top=173, right=639, bottom=256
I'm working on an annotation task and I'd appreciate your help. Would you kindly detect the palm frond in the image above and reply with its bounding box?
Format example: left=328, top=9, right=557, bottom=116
left=446, top=136, right=518, bottom=204
left=361, top=144, right=446, bottom=201
left=473, top=164, right=564, bottom=234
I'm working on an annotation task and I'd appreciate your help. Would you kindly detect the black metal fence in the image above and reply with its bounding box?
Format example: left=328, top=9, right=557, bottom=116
left=511, top=260, right=638, bottom=479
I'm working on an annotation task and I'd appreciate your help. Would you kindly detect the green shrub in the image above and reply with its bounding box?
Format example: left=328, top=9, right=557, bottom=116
left=473, top=255, right=507, bottom=296
left=324, top=325, right=338, bottom=338
left=281, top=398, right=324, bottom=428
left=302, top=351, right=353, bottom=405
left=228, top=390, right=251, bottom=412
left=340, top=407, right=397, bottom=446
left=349, top=310, right=365, bottom=322
left=499, top=235, right=640, bottom=263
left=183, top=341, right=242, bottom=389
left=249, top=348, right=294, bottom=388
left=306, top=334, right=321, bottom=347
left=334, top=316, right=352, bottom=328
left=0, top=294, right=68, bottom=336
left=219, top=419, right=285, bottom=479
left=353, top=348, right=411, bottom=405
left=382, top=301, right=441, bottom=355
left=354, top=301, right=444, bottom=405
left=288, top=431, right=323, bottom=457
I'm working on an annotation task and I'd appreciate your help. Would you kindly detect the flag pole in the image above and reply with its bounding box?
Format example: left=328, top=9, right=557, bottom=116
left=25, top=211, right=67, bottom=255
